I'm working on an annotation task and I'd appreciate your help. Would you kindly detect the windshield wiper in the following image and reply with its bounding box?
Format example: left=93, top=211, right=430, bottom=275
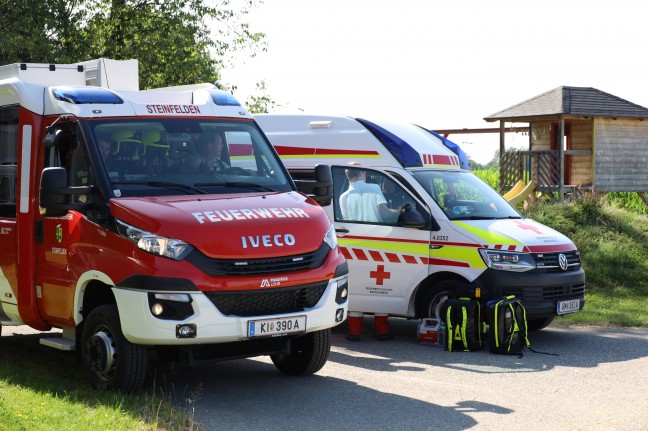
left=112, top=180, right=208, bottom=194
left=194, top=181, right=277, bottom=192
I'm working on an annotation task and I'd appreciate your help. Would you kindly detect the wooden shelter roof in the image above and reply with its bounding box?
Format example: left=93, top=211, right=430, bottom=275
left=484, top=86, right=648, bottom=122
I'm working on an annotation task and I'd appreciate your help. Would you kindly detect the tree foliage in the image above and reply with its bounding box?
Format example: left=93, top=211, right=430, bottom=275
left=0, top=0, right=266, bottom=89
left=246, top=80, right=280, bottom=114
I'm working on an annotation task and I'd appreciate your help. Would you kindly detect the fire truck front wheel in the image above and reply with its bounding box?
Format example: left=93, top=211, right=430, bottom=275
left=81, top=304, right=148, bottom=393
left=271, top=329, right=331, bottom=376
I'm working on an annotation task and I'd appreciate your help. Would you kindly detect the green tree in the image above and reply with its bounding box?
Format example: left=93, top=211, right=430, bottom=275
left=0, top=1, right=66, bottom=64
left=246, top=80, right=280, bottom=114
left=1, top=0, right=265, bottom=90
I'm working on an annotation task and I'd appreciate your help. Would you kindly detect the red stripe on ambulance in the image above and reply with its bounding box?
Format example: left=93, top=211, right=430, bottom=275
left=340, top=246, right=471, bottom=268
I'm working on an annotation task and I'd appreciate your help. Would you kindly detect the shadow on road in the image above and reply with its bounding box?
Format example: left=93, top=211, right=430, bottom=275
left=155, top=357, right=512, bottom=431
left=328, top=317, right=648, bottom=374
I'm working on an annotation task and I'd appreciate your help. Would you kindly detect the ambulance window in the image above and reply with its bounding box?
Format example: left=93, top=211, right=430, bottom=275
left=333, top=166, right=420, bottom=225
left=0, top=105, right=18, bottom=218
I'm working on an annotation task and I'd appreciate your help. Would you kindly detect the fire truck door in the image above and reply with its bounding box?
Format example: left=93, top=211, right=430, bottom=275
left=35, top=125, right=90, bottom=326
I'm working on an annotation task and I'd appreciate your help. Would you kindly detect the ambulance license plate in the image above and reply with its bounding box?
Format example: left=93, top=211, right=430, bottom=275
left=248, top=315, right=306, bottom=337
left=557, top=299, right=580, bottom=315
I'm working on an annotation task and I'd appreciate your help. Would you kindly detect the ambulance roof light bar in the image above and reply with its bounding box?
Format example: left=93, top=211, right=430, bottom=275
left=52, top=86, right=124, bottom=104
left=355, top=118, right=423, bottom=168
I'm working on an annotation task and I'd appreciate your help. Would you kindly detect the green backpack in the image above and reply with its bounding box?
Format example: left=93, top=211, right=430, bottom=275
left=445, top=297, right=485, bottom=352
left=487, top=295, right=530, bottom=356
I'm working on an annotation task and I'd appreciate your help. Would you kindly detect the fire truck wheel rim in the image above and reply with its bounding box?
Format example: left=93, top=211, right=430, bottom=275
left=86, top=329, right=117, bottom=377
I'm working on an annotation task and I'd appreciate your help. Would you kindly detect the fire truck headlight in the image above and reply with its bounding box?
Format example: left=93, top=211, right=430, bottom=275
left=116, top=220, right=193, bottom=260
left=323, top=223, right=338, bottom=249
left=479, top=249, right=536, bottom=272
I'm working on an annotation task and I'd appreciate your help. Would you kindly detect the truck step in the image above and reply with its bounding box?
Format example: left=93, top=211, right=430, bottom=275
left=40, top=337, right=76, bottom=351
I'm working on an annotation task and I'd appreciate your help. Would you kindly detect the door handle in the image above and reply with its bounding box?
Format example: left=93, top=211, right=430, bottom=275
left=335, top=227, right=349, bottom=236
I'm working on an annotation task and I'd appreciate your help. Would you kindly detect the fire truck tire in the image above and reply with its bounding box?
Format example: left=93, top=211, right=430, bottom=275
left=270, top=329, right=331, bottom=376
left=527, top=316, right=555, bottom=331
left=81, top=304, right=148, bottom=393
left=420, top=280, right=468, bottom=321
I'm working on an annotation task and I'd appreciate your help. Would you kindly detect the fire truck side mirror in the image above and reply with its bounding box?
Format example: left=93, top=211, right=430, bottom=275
left=312, top=164, right=333, bottom=206
left=40, top=167, right=70, bottom=217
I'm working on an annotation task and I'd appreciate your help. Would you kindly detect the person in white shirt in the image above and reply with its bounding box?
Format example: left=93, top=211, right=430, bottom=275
left=339, top=164, right=400, bottom=341
left=339, top=168, right=399, bottom=223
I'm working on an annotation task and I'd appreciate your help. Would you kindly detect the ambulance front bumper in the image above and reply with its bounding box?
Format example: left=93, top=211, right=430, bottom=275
left=113, top=276, right=348, bottom=345
left=476, top=268, right=586, bottom=319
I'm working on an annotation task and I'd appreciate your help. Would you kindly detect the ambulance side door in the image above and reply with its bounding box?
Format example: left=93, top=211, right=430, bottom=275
left=331, top=165, right=431, bottom=316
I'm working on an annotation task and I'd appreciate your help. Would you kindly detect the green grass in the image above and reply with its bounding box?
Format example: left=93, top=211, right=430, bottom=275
left=474, top=166, right=648, bottom=327
left=0, top=340, right=202, bottom=431
left=523, top=193, right=648, bottom=327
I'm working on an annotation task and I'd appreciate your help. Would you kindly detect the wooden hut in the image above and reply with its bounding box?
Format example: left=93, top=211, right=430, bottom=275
left=484, top=86, right=648, bottom=203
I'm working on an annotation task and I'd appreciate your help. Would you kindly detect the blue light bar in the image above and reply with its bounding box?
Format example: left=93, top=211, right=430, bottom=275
left=356, top=118, right=423, bottom=168
left=52, top=86, right=124, bottom=104
left=208, top=89, right=241, bottom=106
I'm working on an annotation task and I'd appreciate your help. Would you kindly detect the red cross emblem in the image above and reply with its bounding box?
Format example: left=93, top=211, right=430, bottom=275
left=369, top=264, right=391, bottom=285
left=513, top=220, right=543, bottom=235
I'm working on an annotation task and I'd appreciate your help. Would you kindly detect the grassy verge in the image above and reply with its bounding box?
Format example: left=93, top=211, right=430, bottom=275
left=522, top=193, right=648, bottom=327
left=0, top=336, right=202, bottom=431
left=474, top=167, right=648, bottom=327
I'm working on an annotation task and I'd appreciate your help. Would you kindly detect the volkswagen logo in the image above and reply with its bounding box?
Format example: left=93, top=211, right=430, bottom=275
left=558, top=253, right=568, bottom=271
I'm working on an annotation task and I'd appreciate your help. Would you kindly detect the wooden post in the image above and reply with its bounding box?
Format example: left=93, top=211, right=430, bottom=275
left=559, top=117, right=565, bottom=201
left=499, top=121, right=505, bottom=159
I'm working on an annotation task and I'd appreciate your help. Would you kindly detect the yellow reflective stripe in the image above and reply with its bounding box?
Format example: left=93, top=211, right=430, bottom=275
left=340, top=237, right=486, bottom=268
left=453, top=221, right=523, bottom=246
left=339, top=238, right=429, bottom=255
left=429, top=245, right=485, bottom=268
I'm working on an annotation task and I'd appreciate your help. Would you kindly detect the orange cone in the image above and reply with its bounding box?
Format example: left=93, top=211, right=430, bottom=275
left=374, top=314, right=393, bottom=341
left=347, top=312, right=363, bottom=341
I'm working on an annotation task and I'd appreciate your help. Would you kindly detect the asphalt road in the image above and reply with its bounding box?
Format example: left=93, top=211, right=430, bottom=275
left=4, top=320, right=648, bottom=431
left=157, top=319, right=648, bottom=431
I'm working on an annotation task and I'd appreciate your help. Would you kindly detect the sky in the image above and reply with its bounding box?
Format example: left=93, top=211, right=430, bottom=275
left=221, top=0, right=648, bottom=164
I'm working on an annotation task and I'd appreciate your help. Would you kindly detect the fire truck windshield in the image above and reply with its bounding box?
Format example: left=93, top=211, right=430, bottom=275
left=89, top=118, right=292, bottom=196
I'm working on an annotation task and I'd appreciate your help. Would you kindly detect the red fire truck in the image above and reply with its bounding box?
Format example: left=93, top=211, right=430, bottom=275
left=0, top=58, right=348, bottom=392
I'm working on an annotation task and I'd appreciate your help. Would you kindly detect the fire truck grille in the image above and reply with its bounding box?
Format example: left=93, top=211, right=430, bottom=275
left=186, top=243, right=330, bottom=276
left=532, top=251, right=581, bottom=273
left=204, top=281, right=328, bottom=316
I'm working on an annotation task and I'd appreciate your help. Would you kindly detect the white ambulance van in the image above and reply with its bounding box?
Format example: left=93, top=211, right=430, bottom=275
left=256, top=114, right=585, bottom=331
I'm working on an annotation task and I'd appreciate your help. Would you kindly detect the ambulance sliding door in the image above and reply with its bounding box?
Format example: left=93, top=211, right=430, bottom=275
left=331, top=166, right=430, bottom=316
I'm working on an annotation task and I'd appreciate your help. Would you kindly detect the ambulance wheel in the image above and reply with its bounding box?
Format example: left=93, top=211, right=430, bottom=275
left=81, top=304, right=148, bottom=393
left=527, top=316, right=554, bottom=331
left=421, top=280, right=468, bottom=322
left=271, top=329, right=331, bottom=376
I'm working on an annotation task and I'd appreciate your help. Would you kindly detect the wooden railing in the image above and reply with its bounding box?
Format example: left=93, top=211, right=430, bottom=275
left=500, top=150, right=561, bottom=200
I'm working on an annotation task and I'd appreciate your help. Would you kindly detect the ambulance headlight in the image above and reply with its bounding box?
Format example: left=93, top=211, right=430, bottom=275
left=323, top=223, right=338, bottom=249
left=116, top=220, right=193, bottom=260
left=479, top=249, right=536, bottom=272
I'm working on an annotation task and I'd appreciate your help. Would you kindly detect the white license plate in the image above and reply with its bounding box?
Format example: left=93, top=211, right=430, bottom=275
left=557, top=299, right=580, bottom=315
left=248, top=315, right=306, bottom=337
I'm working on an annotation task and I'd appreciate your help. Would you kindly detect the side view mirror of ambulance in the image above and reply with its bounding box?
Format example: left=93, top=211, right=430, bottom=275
left=397, top=202, right=427, bottom=229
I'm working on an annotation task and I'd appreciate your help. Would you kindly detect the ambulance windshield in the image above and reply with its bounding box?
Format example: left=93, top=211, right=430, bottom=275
left=90, top=119, right=292, bottom=196
left=411, top=170, right=521, bottom=220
